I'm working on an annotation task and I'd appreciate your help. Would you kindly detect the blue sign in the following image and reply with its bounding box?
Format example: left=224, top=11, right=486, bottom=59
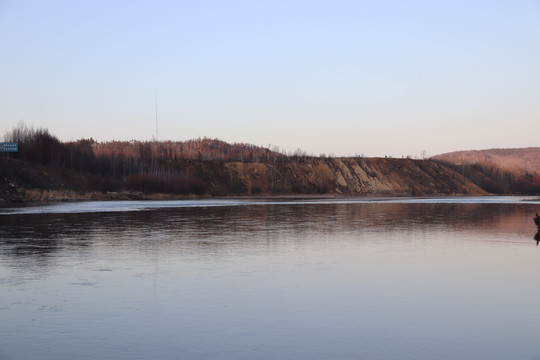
left=0, top=142, right=18, bottom=152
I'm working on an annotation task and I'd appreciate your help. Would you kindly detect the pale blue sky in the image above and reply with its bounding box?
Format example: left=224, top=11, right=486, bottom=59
left=1, top=1, right=539, bottom=157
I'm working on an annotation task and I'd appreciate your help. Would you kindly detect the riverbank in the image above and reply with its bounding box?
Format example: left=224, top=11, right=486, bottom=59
left=1, top=156, right=487, bottom=203
left=0, top=187, right=212, bottom=203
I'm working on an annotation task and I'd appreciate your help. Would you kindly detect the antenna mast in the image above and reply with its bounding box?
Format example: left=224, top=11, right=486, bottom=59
left=154, top=93, right=159, bottom=141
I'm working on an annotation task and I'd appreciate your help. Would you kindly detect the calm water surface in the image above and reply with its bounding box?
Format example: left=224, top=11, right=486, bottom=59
left=1, top=197, right=540, bottom=359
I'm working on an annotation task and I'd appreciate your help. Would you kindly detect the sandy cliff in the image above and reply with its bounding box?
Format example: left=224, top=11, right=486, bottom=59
left=220, top=157, right=484, bottom=196
left=0, top=156, right=485, bottom=202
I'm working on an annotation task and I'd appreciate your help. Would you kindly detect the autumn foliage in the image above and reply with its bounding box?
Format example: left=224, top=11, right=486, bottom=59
left=3, top=124, right=540, bottom=196
left=442, top=161, right=540, bottom=195
left=2, top=124, right=291, bottom=195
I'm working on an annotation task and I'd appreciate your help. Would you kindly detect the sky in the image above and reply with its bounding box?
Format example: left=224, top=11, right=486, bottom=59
left=1, top=1, right=539, bottom=157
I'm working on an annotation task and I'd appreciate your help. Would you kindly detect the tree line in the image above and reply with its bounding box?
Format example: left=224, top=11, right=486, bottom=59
left=3, top=123, right=540, bottom=195
left=2, top=124, right=204, bottom=194
left=1, top=124, right=314, bottom=194
left=443, top=161, right=540, bottom=195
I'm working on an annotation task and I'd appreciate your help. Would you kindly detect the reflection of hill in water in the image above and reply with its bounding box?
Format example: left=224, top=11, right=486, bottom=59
left=0, top=213, right=95, bottom=271
left=1, top=202, right=539, bottom=271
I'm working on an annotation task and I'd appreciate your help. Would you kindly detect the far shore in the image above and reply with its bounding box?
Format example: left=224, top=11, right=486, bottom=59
left=0, top=188, right=494, bottom=205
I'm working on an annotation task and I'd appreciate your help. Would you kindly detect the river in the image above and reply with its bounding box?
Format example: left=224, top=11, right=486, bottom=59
left=1, top=197, right=540, bottom=359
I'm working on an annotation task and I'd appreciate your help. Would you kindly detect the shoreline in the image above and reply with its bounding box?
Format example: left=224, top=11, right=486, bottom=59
left=0, top=187, right=491, bottom=205
left=2, top=156, right=490, bottom=204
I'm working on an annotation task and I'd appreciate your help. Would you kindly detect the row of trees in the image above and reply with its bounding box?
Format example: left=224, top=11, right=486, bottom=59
left=2, top=124, right=205, bottom=194
left=92, top=138, right=287, bottom=163
left=1, top=124, right=318, bottom=194
left=3, top=123, right=315, bottom=172
left=444, top=161, right=540, bottom=194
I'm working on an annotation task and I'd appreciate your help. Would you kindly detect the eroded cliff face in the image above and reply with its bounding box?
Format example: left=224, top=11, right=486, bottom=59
left=218, top=157, right=485, bottom=196
left=1, top=156, right=486, bottom=202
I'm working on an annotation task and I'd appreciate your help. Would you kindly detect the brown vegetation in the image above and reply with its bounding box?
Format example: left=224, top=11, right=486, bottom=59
left=432, top=147, right=540, bottom=195
left=433, top=148, right=540, bottom=174
left=437, top=161, right=540, bottom=195
left=0, top=123, right=504, bottom=202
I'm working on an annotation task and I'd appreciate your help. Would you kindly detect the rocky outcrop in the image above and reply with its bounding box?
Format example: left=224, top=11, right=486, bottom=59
left=220, top=157, right=485, bottom=196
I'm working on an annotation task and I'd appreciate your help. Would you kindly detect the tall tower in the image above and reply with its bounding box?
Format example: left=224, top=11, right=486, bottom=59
left=155, top=93, right=159, bottom=141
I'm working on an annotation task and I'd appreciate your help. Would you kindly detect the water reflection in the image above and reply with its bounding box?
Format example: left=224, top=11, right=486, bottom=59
left=1, top=201, right=538, bottom=273
left=0, top=213, right=96, bottom=272
left=2, top=200, right=540, bottom=360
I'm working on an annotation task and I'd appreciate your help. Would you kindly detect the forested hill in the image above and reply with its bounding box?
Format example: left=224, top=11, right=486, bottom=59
left=432, top=148, right=540, bottom=174
left=431, top=148, right=540, bottom=194
left=1, top=124, right=486, bottom=201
